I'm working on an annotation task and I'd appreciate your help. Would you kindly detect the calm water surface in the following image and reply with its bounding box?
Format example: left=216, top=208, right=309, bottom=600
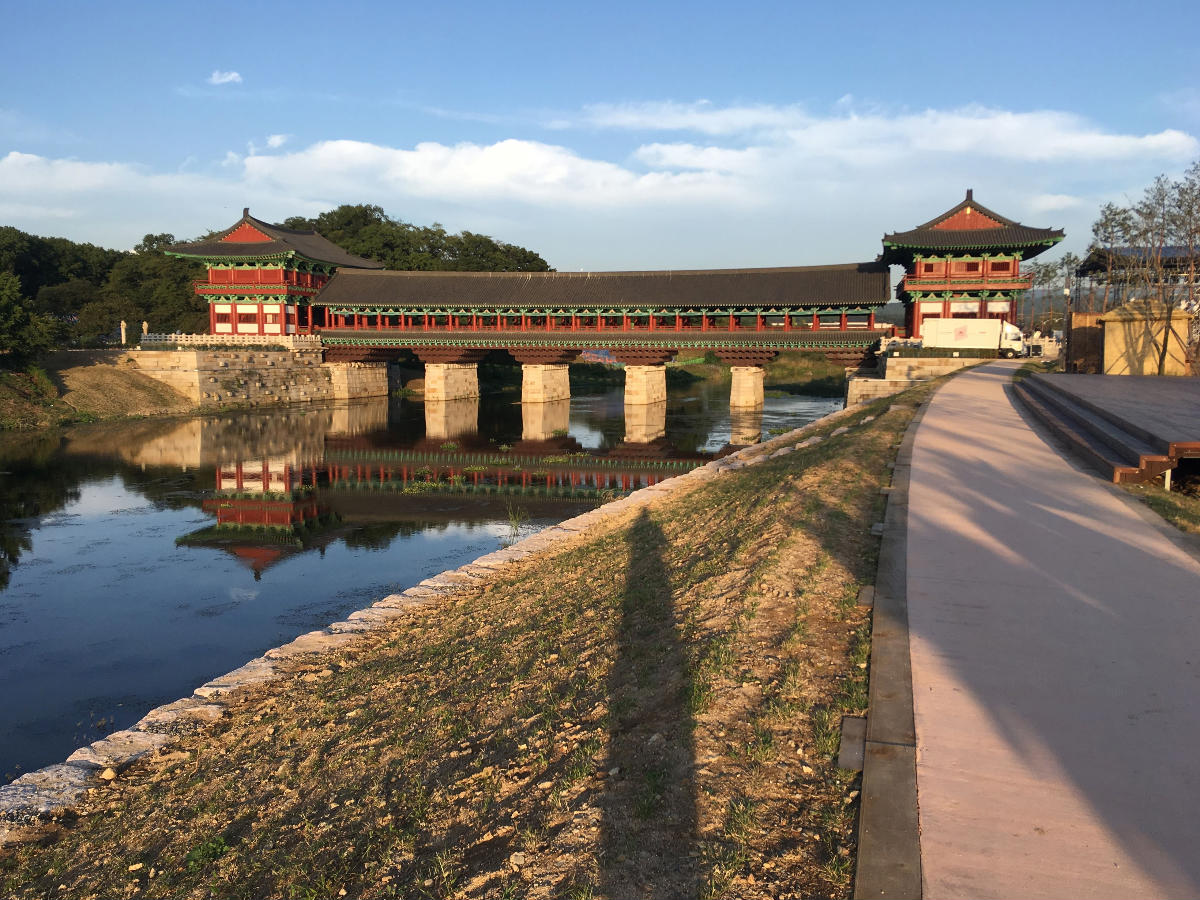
left=0, top=381, right=839, bottom=780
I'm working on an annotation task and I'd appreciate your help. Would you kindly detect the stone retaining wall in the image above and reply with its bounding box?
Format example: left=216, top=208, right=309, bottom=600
left=879, top=356, right=981, bottom=380
left=0, top=399, right=880, bottom=846
left=121, top=349, right=388, bottom=408
left=846, top=356, right=981, bottom=406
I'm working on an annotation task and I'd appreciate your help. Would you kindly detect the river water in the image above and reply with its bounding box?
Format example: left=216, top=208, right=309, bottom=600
left=0, top=381, right=839, bottom=782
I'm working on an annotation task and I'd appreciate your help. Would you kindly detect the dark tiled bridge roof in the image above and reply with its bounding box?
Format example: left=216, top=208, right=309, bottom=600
left=315, top=261, right=890, bottom=310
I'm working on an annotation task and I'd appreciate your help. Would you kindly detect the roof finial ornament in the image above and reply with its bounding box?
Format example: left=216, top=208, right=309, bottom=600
left=966, top=189, right=973, bottom=202
left=243, top=207, right=250, bottom=218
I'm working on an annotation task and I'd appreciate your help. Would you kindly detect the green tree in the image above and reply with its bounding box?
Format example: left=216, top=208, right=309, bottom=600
left=91, top=233, right=204, bottom=341
left=0, top=271, right=56, bottom=366
left=1088, top=203, right=1134, bottom=312
left=282, top=204, right=552, bottom=272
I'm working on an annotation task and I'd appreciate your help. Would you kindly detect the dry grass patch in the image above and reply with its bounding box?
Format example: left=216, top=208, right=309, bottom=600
left=0, top=390, right=931, bottom=899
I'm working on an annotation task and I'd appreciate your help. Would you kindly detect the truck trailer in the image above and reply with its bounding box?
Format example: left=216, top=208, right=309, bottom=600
left=919, top=318, right=1025, bottom=358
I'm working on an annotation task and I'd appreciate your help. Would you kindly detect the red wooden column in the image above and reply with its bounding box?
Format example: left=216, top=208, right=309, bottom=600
left=208, top=303, right=216, bottom=334
left=840, top=310, right=848, bottom=330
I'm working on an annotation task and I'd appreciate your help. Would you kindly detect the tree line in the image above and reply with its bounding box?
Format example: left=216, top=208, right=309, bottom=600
left=0, top=205, right=551, bottom=368
left=1009, top=161, right=1200, bottom=348
left=281, top=205, right=551, bottom=273
left=1076, top=161, right=1199, bottom=324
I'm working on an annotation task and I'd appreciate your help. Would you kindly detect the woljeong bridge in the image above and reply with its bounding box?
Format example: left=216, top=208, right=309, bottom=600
left=315, top=263, right=892, bottom=406
left=164, top=194, right=1058, bottom=410
left=167, top=211, right=893, bottom=409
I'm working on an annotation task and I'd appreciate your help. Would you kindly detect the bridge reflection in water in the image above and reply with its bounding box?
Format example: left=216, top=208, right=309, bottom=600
left=163, top=394, right=746, bottom=576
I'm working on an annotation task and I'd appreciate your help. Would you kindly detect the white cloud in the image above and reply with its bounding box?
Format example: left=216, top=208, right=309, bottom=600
left=581, top=100, right=805, bottom=136
left=207, top=70, right=242, bottom=86
left=634, top=143, right=764, bottom=174
left=1029, top=193, right=1083, bottom=213
left=241, top=137, right=742, bottom=208
left=1, top=100, right=1196, bottom=268
left=576, top=101, right=1197, bottom=163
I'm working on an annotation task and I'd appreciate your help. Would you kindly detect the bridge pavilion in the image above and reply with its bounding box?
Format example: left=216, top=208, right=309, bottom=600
left=882, top=190, right=1064, bottom=338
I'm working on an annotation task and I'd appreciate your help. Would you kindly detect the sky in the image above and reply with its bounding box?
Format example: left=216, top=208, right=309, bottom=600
left=2, top=0, right=1198, bottom=271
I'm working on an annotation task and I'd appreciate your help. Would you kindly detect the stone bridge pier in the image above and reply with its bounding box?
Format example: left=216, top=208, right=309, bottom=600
left=415, top=348, right=488, bottom=401
left=613, top=349, right=674, bottom=406
left=410, top=345, right=781, bottom=430
left=719, top=350, right=778, bottom=409
left=512, top=349, right=580, bottom=403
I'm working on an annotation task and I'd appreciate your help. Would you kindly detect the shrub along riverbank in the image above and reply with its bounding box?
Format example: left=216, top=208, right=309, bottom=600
left=0, top=384, right=935, bottom=899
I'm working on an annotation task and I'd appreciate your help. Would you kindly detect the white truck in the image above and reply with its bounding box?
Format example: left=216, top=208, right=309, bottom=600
left=919, top=318, right=1025, bottom=358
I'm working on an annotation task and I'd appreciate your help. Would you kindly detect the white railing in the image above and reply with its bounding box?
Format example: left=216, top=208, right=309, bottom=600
left=139, top=333, right=323, bottom=349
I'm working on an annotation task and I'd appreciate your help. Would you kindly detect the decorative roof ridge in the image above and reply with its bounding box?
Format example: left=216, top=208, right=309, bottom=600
left=332, top=261, right=887, bottom=278
left=904, top=188, right=1021, bottom=232
left=177, top=208, right=318, bottom=246
left=165, top=208, right=385, bottom=269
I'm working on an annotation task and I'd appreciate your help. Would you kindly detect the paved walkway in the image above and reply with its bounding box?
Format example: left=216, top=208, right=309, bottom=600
left=906, top=362, right=1200, bottom=899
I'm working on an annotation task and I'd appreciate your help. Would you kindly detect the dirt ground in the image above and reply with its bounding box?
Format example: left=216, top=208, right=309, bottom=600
left=0, top=360, right=193, bottom=430
left=0, top=393, right=927, bottom=899
left=53, top=362, right=194, bottom=420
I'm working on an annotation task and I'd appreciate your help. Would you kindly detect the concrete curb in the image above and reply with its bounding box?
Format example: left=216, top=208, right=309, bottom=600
left=853, top=397, right=930, bottom=899
left=0, top=402, right=872, bottom=847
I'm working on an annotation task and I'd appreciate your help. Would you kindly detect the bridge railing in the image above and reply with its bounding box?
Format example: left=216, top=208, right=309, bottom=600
left=140, top=333, right=323, bottom=350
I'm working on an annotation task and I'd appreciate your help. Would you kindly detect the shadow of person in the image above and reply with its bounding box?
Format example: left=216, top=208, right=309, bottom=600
left=598, top=508, right=699, bottom=898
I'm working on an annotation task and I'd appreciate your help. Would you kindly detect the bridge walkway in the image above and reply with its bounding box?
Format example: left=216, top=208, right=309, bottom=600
left=906, top=361, right=1200, bottom=898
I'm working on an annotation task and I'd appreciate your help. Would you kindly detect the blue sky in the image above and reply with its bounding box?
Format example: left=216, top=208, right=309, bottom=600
left=2, top=0, right=1198, bottom=270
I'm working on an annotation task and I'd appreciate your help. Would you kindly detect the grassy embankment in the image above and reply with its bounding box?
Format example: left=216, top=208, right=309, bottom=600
left=1123, top=478, right=1200, bottom=536
left=0, top=358, right=192, bottom=430
left=0, top=385, right=934, bottom=900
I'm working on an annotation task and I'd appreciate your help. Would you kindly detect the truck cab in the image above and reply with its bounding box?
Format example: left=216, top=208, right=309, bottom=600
left=999, top=322, right=1024, bottom=359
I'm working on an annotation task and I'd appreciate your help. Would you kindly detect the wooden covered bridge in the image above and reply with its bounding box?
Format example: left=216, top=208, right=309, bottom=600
left=166, top=211, right=892, bottom=408
left=164, top=195, right=1059, bottom=409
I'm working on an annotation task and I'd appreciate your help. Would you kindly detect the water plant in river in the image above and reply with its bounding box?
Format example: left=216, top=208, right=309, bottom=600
left=504, top=500, right=530, bottom=544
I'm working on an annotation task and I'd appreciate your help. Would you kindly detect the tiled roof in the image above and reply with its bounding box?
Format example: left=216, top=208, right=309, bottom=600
left=166, top=210, right=385, bottom=269
left=314, top=262, right=891, bottom=310
left=883, top=191, right=1064, bottom=256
